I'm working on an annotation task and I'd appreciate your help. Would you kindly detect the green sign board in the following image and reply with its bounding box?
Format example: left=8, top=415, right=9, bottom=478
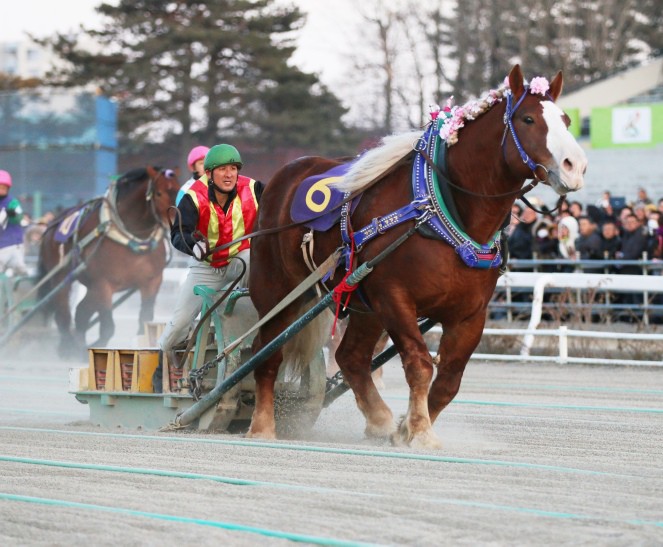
left=591, top=104, right=663, bottom=148
left=564, top=107, right=581, bottom=138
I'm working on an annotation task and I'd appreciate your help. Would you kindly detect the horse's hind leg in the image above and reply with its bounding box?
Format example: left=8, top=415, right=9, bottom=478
left=335, top=314, right=395, bottom=439
left=50, top=284, right=79, bottom=359
left=247, top=326, right=283, bottom=440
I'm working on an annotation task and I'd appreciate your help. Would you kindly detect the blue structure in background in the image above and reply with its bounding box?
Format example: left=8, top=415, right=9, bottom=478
left=0, top=89, right=118, bottom=217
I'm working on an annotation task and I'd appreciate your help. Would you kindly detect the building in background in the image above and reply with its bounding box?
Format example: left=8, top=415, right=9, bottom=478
left=529, top=57, right=663, bottom=206
left=0, top=41, right=57, bottom=79
left=0, top=88, right=117, bottom=218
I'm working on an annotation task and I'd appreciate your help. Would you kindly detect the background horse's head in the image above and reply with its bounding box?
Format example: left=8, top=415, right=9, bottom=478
left=146, top=166, right=180, bottom=226
left=505, top=65, right=587, bottom=195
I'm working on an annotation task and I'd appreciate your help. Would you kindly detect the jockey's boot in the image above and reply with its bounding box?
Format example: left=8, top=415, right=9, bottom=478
left=152, top=351, right=163, bottom=393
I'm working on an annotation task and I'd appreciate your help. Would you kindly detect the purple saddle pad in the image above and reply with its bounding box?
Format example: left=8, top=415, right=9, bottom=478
left=54, top=208, right=86, bottom=244
left=290, top=162, right=357, bottom=231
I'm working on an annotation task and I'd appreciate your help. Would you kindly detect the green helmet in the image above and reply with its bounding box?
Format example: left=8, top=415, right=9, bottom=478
left=204, top=144, right=243, bottom=171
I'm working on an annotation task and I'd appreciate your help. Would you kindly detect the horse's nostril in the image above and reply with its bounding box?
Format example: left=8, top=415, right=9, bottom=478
left=563, top=158, right=573, bottom=171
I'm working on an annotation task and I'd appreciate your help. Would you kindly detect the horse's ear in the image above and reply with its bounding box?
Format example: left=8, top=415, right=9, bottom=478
left=549, top=71, right=563, bottom=101
left=508, top=64, right=525, bottom=99
left=146, top=166, right=158, bottom=178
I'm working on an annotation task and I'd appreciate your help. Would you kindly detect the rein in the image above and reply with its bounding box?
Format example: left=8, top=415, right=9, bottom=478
left=418, top=148, right=539, bottom=200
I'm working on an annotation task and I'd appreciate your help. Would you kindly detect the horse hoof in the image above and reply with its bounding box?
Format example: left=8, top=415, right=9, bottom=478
left=391, top=428, right=443, bottom=450
left=58, top=341, right=85, bottom=362
left=410, top=431, right=443, bottom=450
left=245, top=428, right=277, bottom=441
left=365, top=420, right=396, bottom=440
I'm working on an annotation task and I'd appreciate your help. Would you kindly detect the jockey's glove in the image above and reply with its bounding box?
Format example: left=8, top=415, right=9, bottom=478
left=192, top=239, right=209, bottom=261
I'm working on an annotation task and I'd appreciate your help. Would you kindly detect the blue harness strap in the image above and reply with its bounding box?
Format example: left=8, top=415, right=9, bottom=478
left=338, top=120, right=503, bottom=271
left=352, top=197, right=430, bottom=249
left=412, top=120, right=503, bottom=269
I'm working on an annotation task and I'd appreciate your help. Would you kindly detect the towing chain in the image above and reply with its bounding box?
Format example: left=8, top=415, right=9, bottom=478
left=188, top=356, right=223, bottom=401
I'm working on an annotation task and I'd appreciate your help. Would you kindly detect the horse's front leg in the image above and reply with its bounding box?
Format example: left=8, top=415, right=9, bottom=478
left=384, top=311, right=440, bottom=449
left=335, top=313, right=394, bottom=439
left=76, top=284, right=114, bottom=347
left=428, top=313, right=486, bottom=425
left=138, top=275, right=161, bottom=335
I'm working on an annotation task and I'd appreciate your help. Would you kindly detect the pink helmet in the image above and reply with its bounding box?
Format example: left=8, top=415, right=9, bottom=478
left=0, top=170, right=12, bottom=188
left=187, top=146, right=210, bottom=171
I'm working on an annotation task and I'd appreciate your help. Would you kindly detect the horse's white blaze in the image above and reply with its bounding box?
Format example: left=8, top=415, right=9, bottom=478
left=542, top=101, right=587, bottom=192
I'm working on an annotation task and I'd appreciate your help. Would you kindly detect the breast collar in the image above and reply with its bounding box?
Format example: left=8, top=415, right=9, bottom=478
left=411, top=121, right=503, bottom=269
left=339, top=120, right=502, bottom=270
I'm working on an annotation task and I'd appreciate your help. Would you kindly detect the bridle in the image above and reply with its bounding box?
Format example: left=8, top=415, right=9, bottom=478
left=146, top=168, right=177, bottom=230
left=501, top=86, right=552, bottom=185
left=421, top=87, right=564, bottom=213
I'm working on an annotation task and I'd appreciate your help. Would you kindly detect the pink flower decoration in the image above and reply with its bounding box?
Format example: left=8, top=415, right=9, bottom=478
left=529, top=77, right=549, bottom=96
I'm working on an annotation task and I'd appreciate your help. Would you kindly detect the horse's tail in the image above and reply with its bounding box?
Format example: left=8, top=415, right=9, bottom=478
left=281, top=299, right=333, bottom=379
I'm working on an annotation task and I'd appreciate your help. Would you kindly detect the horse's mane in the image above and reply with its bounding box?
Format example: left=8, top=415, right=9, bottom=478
left=330, top=131, right=420, bottom=193
left=114, top=166, right=163, bottom=199
left=117, top=167, right=149, bottom=186
left=331, top=85, right=513, bottom=195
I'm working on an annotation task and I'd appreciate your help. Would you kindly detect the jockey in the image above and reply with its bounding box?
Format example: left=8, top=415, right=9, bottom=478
left=0, top=170, right=28, bottom=276
left=154, top=144, right=265, bottom=390
left=176, top=145, right=210, bottom=205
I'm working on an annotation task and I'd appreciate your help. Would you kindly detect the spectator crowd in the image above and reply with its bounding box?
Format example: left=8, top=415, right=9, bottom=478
left=507, top=187, right=663, bottom=273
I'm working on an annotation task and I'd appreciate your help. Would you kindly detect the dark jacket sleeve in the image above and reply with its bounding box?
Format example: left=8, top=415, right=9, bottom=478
left=254, top=180, right=265, bottom=203
left=170, top=194, right=200, bottom=256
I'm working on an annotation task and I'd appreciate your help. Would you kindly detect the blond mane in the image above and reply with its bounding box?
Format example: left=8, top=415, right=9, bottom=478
left=330, top=130, right=421, bottom=193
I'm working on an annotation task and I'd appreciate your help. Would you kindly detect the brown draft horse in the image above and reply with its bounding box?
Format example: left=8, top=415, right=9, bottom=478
left=249, top=65, right=587, bottom=447
left=38, top=166, right=179, bottom=358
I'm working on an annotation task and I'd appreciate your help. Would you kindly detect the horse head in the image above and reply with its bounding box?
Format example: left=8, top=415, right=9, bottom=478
left=146, top=166, right=180, bottom=227
left=505, top=64, right=587, bottom=195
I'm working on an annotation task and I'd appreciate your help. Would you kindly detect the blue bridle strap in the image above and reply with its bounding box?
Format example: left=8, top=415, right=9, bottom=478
left=503, top=86, right=538, bottom=172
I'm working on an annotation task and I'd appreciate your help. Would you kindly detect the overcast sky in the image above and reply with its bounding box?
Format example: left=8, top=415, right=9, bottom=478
left=1, top=0, right=354, bottom=85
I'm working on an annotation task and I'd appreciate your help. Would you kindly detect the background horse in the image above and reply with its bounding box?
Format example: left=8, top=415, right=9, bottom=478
left=248, top=65, right=587, bottom=447
left=38, top=166, right=179, bottom=358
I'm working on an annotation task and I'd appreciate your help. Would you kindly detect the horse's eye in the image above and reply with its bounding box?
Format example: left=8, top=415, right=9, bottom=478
left=164, top=169, right=175, bottom=178
left=523, top=116, right=534, bottom=125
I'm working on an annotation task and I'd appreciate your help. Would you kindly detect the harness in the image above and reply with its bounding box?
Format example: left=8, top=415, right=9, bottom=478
left=338, top=121, right=501, bottom=273
left=100, top=178, right=165, bottom=253
left=54, top=170, right=169, bottom=256
left=337, top=85, right=549, bottom=274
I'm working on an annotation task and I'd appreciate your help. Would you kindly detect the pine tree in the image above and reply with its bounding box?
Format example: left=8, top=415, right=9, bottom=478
left=39, top=0, right=355, bottom=168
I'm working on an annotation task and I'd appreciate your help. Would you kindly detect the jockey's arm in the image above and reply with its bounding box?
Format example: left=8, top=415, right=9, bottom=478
left=170, top=194, right=201, bottom=256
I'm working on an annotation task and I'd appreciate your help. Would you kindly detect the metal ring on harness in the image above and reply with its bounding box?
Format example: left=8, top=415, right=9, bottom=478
left=532, top=163, right=549, bottom=184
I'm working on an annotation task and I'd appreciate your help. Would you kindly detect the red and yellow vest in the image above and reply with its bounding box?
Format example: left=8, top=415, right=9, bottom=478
left=186, top=174, right=258, bottom=268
